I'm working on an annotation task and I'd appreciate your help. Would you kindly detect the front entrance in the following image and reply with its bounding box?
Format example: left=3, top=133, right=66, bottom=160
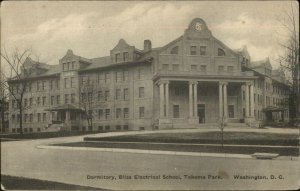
left=197, top=104, right=205, bottom=123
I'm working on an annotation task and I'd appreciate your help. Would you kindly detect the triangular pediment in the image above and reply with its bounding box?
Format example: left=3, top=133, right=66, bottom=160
left=111, top=39, right=134, bottom=51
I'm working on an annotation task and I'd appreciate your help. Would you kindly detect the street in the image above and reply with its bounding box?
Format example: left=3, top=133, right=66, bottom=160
left=1, top=130, right=300, bottom=190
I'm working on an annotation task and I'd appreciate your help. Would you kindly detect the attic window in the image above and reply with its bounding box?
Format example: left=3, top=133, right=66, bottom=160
left=218, top=48, right=225, bottom=56
left=115, top=53, right=121, bottom=62
left=170, top=46, right=178, bottom=54
left=123, top=52, right=129, bottom=61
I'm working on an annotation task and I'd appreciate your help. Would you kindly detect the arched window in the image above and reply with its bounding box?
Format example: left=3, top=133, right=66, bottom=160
left=170, top=46, right=179, bottom=54
left=218, top=48, right=225, bottom=56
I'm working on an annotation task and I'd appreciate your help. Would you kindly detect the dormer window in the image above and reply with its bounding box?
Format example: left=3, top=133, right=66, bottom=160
left=63, top=63, right=67, bottom=71
left=170, top=46, right=178, bottom=54
left=123, top=52, right=129, bottom=61
left=218, top=48, right=225, bottom=56
left=115, top=53, right=121, bottom=62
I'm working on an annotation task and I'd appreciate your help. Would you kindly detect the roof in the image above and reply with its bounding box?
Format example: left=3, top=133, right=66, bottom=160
left=45, top=104, right=84, bottom=111
left=250, top=57, right=272, bottom=69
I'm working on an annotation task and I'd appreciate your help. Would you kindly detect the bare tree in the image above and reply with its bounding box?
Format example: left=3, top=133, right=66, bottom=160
left=0, top=48, right=37, bottom=134
left=277, top=4, right=300, bottom=125
left=79, top=79, right=97, bottom=130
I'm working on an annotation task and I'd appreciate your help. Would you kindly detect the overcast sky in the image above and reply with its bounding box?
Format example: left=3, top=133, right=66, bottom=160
left=1, top=1, right=299, bottom=69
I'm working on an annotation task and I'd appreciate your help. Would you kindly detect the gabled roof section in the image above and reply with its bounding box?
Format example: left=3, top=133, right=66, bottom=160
left=157, top=36, right=183, bottom=54
left=212, top=36, right=239, bottom=57
left=60, top=49, right=92, bottom=64
left=250, top=57, right=272, bottom=69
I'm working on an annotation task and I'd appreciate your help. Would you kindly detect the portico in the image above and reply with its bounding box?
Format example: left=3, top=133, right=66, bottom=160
left=156, top=78, right=256, bottom=128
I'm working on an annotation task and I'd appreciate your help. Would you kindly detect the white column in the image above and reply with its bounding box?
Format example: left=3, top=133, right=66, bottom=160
left=189, top=82, right=193, bottom=118
left=223, top=82, right=228, bottom=118
left=193, top=82, right=198, bottom=117
left=250, top=84, right=254, bottom=117
left=165, top=82, right=169, bottom=118
left=245, top=84, right=249, bottom=117
left=159, top=82, right=164, bottom=118
left=219, top=82, right=223, bottom=119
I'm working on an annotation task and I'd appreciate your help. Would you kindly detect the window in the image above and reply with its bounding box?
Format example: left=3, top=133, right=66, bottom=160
left=200, top=46, right=206, bottom=55
left=42, top=96, right=46, bottom=105
left=98, top=126, right=103, bottom=131
left=24, top=99, right=27, bottom=107
left=116, top=71, right=122, bottom=82
left=124, top=88, right=129, bottom=100
left=218, top=66, right=224, bottom=72
left=190, top=46, right=197, bottom=55
left=139, top=87, right=144, bottom=98
left=105, top=109, right=110, bottom=120
left=139, top=107, right=145, bottom=118
left=170, top=46, right=178, bottom=54
left=227, top=66, right=234, bottom=72
left=37, top=97, right=40, bottom=105
left=218, top=48, right=225, bottom=56
left=105, top=126, right=110, bottom=131
left=56, top=80, right=60, bottom=89
left=98, top=91, right=103, bottom=101
left=98, top=109, right=103, bottom=119
left=162, top=64, right=169, bottom=70
left=63, top=63, right=67, bottom=71
left=29, top=114, right=33, bottom=122
left=67, top=62, right=70, bottom=70
left=115, top=53, right=121, bottom=62
left=64, top=78, right=69, bottom=88
left=174, top=87, right=181, bottom=96
left=12, top=115, right=15, bottom=122
left=51, top=96, right=54, bottom=105
left=173, top=105, right=180, bottom=118
left=29, top=98, right=33, bottom=106
left=71, top=94, right=75, bottom=103
left=172, top=64, right=179, bottom=71
left=105, top=91, right=110, bottom=101
left=24, top=114, right=28, bottom=123
left=71, top=61, right=75, bottom=69
left=116, top=89, right=121, bottom=100
left=228, top=105, right=234, bottom=118
left=65, top=94, right=69, bottom=104
left=116, top=125, right=121, bottom=131
left=123, top=52, right=129, bottom=61
left=98, top=73, right=104, bottom=84
left=37, top=82, right=40, bottom=91
left=123, top=70, right=129, bottom=81
left=191, top=65, right=197, bottom=71
left=42, top=81, right=46, bottom=91
left=123, top=125, right=129, bottom=130
left=116, top=108, right=121, bottom=118
left=38, top=113, right=41, bottom=122
left=71, top=77, right=75, bottom=88
left=57, top=95, right=60, bottom=105
left=50, top=80, right=53, bottom=90
left=137, top=67, right=142, bottom=79
left=124, top=108, right=129, bottom=118
left=200, top=65, right=207, bottom=72
left=43, top=113, right=46, bottom=122
left=105, top=72, right=110, bottom=83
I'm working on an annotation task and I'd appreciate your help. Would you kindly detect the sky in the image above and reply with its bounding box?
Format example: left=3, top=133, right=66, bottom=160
left=1, top=1, right=299, bottom=69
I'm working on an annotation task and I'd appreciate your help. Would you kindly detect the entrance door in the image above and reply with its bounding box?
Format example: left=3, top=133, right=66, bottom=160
left=197, top=104, right=205, bottom=123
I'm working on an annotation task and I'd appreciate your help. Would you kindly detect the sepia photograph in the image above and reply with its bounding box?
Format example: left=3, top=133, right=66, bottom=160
left=0, top=1, right=299, bottom=190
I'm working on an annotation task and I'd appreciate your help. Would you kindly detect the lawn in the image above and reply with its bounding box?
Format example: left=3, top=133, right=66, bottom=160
left=84, top=131, right=300, bottom=146
left=0, top=131, right=104, bottom=142
left=0, top=175, right=107, bottom=190
left=53, top=141, right=299, bottom=156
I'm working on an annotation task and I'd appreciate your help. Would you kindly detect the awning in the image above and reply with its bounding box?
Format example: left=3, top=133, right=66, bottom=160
left=262, top=106, right=288, bottom=112
left=45, top=104, right=85, bottom=112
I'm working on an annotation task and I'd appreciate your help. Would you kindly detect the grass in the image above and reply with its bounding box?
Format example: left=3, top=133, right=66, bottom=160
left=0, top=174, right=108, bottom=190
left=0, top=131, right=105, bottom=142
left=53, top=141, right=299, bottom=156
left=84, top=131, right=300, bottom=146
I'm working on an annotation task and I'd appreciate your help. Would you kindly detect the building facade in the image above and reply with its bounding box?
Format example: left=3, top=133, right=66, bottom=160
left=7, top=18, right=290, bottom=133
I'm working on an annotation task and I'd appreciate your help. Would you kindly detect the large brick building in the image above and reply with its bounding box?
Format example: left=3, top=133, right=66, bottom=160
left=7, top=18, right=290, bottom=133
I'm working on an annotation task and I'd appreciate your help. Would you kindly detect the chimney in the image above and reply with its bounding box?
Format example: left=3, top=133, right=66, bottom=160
left=144, top=40, right=152, bottom=52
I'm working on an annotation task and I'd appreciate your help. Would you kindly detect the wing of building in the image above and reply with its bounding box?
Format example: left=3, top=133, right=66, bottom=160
left=7, top=18, right=290, bottom=133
